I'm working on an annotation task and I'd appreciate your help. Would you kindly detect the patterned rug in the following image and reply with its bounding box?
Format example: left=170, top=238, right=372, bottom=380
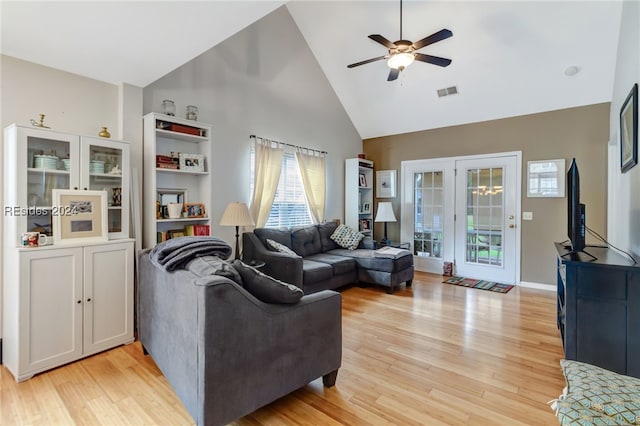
left=442, top=276, right=514, bottom=293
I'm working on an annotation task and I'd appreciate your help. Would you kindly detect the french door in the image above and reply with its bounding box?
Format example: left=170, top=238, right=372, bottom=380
left=401, top=152, right=520, bottom=284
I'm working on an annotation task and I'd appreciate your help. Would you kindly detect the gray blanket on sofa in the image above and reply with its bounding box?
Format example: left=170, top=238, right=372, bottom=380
left=150, top=236, right=232, bottom=271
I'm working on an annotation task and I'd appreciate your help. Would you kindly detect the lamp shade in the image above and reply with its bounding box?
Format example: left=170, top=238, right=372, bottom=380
left=387, top=53, right=415, bottom=70
left=220, top=202, right=255, bottom=227
left=374, top=202, right=397, bottom=223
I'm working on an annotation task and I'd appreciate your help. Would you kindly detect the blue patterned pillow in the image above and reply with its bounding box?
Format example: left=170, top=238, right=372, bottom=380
left=330, top=224, right=364, bottom=250
left=554, top=360, right=640, bottom=425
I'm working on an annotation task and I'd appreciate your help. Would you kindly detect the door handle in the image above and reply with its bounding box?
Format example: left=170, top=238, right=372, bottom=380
left=509, top=224, right=516, bottom=228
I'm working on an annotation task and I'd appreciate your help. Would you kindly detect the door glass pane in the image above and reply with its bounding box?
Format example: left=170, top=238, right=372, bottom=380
left=27, top=136, right=72, bottom=237
left=466, top=167, right=503, bottom=266
left=89, top=144, right=123, bottom=233
left=414, top=171, right=444, bottom=258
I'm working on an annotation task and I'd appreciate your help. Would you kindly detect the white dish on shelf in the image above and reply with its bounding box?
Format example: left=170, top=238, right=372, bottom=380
left=33, top=155, right=59, bottom=170
left=90, top=160, right=105, bottom=174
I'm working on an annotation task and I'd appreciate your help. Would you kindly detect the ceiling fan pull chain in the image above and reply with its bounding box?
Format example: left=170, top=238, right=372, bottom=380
left=399, top=0, right=403, bottom=40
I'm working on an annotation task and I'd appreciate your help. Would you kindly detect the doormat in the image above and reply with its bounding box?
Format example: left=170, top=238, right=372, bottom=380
left=442, top=276, right=514, bottom=293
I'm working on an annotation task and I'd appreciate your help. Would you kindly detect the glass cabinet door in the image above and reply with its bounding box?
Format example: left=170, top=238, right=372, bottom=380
left=25, top=132, right=79, bottom=238
left=81, top=137, right=129, bottom=239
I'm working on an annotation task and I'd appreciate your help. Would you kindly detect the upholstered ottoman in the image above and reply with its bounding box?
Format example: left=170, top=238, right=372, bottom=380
left=325, top=248, right=414, bottom=293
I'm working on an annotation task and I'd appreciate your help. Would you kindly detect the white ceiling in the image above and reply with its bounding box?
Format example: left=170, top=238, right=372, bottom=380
left=0, top=1, right=623, bottom=139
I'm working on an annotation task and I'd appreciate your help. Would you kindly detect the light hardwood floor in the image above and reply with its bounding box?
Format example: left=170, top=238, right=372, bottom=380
left=1, top=271, right=565, bottom=425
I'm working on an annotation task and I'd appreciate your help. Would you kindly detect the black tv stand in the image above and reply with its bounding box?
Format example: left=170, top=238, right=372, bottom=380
left=555, top=243, right=640, bottom=378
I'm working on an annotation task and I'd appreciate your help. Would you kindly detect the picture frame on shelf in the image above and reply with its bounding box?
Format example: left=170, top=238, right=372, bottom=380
left=376, top=170, right=397, bottom=198
left=362, top=202, right=371, bottom=213
left=157, top=188, right=187, bottom=219
left=52, top=189, right=108, bottom=244
left=184, top=203, right=206, bottom=218
left=168, top=229, right=186, bottom=239
left=179, top=153, right=205, bottom=172
left=359, top=173, right=367, bottom=187
left=620, top=83, right=638, bottom=173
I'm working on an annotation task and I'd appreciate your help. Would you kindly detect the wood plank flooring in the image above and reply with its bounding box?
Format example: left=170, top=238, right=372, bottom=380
left=1, top=271, right=566, bottom=425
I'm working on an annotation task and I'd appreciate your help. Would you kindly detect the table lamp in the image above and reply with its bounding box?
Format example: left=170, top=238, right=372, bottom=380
left=220, top=202, right=255, bottom=259
left=374, top=202, right=397, bottom=245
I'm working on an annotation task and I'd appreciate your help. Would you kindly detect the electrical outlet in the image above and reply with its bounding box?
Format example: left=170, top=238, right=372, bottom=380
left=523, top=211, right=533, bottom=221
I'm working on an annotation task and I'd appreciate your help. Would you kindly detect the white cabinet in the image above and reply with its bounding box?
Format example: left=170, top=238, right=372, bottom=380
left=143, top=113, right=212, bottom=248
left=2, top=241, right=134, bottom=382
left=3, top=124, right=130, bottom=243
left=345, top=158, right=374, bottom=237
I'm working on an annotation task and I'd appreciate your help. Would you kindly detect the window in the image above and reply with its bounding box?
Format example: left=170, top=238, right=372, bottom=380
left=250, top=148, right=313, bottom=228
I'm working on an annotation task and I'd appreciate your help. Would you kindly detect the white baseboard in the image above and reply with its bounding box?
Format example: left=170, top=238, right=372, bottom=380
left=519, top=281, right=555, bottom=292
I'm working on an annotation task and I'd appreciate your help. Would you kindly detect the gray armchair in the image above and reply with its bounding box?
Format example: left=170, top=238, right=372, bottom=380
left=137, top=249, right=342, bottom=426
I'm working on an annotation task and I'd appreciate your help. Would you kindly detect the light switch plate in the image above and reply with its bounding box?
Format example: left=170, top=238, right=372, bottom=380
left=523, top=211, right=533, bottom=221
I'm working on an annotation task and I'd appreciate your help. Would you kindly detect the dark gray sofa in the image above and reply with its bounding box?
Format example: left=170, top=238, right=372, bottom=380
left=242, top=222, right=414, bottom=294
left=137, top=249, right=342, bottom=426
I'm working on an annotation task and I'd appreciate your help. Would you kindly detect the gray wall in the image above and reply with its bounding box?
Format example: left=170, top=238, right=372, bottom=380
left=364, top=103, right=610, bottom=285
left=143, top=6, right=362, bottom=243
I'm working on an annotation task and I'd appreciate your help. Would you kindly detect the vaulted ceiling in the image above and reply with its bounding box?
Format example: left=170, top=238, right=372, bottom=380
left=0, top=1, right=623, bottom=139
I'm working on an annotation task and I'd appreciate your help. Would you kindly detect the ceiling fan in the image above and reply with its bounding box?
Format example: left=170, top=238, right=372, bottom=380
left=347, top=0, right=453, bottom=81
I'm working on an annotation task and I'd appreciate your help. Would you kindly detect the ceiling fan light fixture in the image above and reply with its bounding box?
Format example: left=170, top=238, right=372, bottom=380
left=387, top=52, right=415, bottom=70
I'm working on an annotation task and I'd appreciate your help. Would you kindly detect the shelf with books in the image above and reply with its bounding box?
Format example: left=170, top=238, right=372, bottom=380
left=157, top=224, right=210, bottom=243
left=144, top=113, right=212, bottom=248
left=346, top=158, right=374, bottom=237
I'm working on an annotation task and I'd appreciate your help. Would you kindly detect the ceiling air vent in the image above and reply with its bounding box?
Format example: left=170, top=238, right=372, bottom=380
left=437, top=86, right=458, bottom=97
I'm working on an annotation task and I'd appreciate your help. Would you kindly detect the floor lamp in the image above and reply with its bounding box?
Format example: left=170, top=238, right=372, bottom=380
left=220, top=202, right=255, bottom=259
left=374, top=202, right=397, bottom=245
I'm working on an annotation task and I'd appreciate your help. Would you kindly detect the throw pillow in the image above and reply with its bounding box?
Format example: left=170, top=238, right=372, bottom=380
left=232, top=259, right=303, bottom=304
left=214, top=263, right=243, bottom=286
left=186, top=256, right=243, bottom=286
left=554, top=360, right=640, bottom=425
left=330, top=224, right=364, bottom=250
left=266, top=238, right=296, bottom=256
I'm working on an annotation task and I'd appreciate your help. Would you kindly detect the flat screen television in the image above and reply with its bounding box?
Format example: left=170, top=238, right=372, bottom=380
left=567, top=158, right=586, bottom=252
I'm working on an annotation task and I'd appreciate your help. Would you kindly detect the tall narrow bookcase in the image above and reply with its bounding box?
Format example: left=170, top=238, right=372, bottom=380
left=345, top=158, right=374, bottom=237
left=143, top=113, right=212, bottom=248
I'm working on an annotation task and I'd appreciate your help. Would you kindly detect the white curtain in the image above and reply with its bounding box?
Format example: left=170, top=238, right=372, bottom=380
left=250, top=138, right=284, bottom=227
left=296, top=148, right=326, bottom=224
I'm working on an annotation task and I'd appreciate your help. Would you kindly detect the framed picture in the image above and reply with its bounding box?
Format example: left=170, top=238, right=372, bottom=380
left=157, top=188, right=187, bottom=219
left=168, top=229, right=186, bottom=238
left=359, top=173, right=367, bottom=187
left=362, top=202, right=371, bottom=213
left=184, top=203, right=206, bottom=218
left=179, top=153, right=205, bottom=172
left=620, top=83, right=638, bottom=173
left=527, top=159, right=565, bottom=197
left=52, top=189, right=108, bottom=244
left=376, top=170, right=397, bottom=198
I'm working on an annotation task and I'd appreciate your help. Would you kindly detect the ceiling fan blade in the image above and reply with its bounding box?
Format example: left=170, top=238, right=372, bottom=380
left=387, top=68, right=400, bottom=81
left=415, top=53, right=452, bottom=67
left=412, top=29, right=453, bottom=50
left=347, top=55, right=387, bottom=68
left=369, top=34, right=396, bottom=49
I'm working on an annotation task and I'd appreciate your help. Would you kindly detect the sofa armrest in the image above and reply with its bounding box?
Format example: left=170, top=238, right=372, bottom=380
left=242, top=232, right=303, bottom=289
